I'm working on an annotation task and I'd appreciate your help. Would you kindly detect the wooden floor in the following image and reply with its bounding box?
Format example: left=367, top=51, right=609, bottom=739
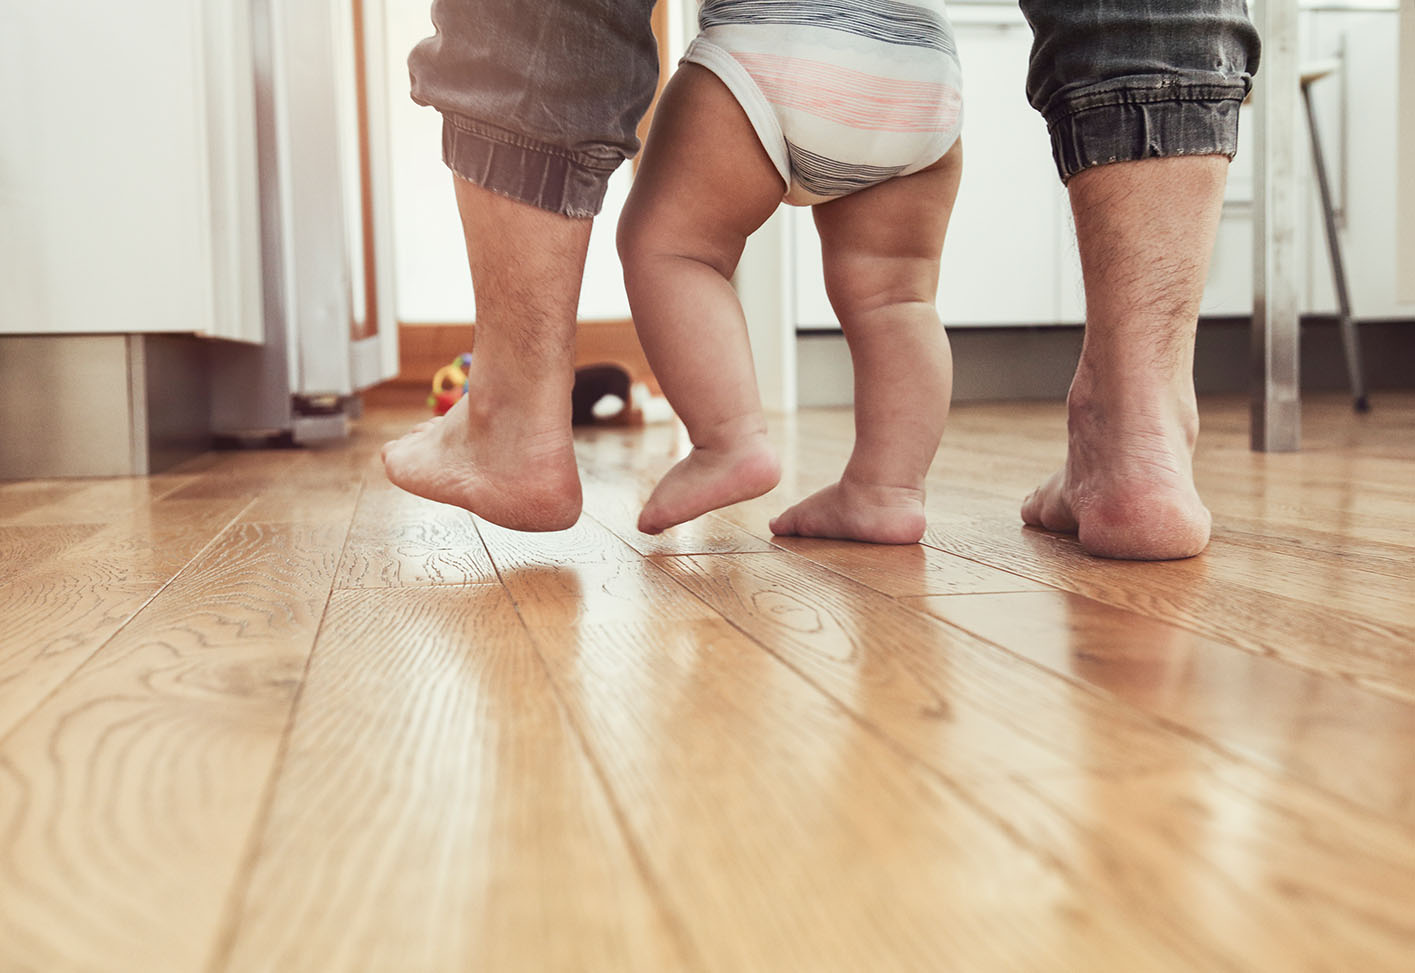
left=2, top=392, right=1413, bottom=971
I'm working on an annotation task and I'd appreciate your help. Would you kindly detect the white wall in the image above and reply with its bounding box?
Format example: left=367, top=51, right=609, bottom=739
left=383, top=0, right=632, bottom=323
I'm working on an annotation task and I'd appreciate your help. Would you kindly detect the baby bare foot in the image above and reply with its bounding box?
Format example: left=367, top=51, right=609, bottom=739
left=1021, top=391, right=1211, bottom=560
left=382, top=391, right=582, bottom=532
left=637, top=434, right=780, bottom=534
left=770, top=478, right=927, bottom=545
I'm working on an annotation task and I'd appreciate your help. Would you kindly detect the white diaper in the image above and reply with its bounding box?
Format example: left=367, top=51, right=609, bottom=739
left=683, top=0, right=963, bottom=206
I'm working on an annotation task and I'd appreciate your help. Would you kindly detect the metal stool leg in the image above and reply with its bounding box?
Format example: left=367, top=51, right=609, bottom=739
left=1302, top=81, right=1370, bottom=412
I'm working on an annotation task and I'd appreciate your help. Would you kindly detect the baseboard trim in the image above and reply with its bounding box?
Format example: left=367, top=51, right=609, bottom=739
left=798, top=317, right=1415, bottom=406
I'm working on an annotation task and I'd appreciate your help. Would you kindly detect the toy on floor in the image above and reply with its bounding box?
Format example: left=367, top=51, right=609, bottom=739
left=428, top=353, right=472, bottom=415
left=572, top=364, right=634, bottom=425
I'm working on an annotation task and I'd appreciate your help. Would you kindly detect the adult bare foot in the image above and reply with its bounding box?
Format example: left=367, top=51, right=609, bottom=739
left=382, top=384, right=582, bottom=532
left=637, top=433, right=780, bottom=534
left=1021, top=383, right=1211, bottom=560
left=1027, top=156, right=1229, bottom=560
left=770, top=478, right=927, bottom=545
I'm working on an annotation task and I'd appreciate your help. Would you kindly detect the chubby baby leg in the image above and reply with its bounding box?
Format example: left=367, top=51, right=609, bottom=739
left=617, top=64, right=787, bottom=534
left=771, top=145, right=963, bottom=544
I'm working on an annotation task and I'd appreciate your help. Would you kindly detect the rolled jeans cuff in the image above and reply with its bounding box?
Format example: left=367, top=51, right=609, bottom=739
left=1043, top=78, right=1247, bottom=183
left=441, top=112, right=621, bottom=219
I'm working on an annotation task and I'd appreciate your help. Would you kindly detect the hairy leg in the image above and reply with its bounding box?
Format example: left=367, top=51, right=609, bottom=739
left=1021, top=155, right=1227, bottom=559
left=771, top=144, right=962, bottom=545
left=618, top=64, right=787, bottom=534
left=381, top=175, right=587, bottom=530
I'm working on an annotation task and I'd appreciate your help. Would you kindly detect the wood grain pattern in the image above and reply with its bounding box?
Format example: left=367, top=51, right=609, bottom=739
left=911, top=590, right=1415, bottom=825
left=0, top=565, right=158, bottom=742
left=0, top=523, right=103, bottom=575
left=652, top=552, right=1203, bottom=781
left=977, top=762, right=1415, bottom=966
left=0, top=522, right=347, bottom=972
left=524, top=617, right=1162, bottom=971
left=335, top=483, right=496, bottom=588
left=580, top=478, right=775, bottom=556
left=0, top=480, right=91, bottom=523
left=500, top=559, right=719, bottom=631
left=237, top=484, right=362, bottom=525
left=218, top=586, right=682, bottom=973
left=3, top=475, right=196, bottom=525
left=0, top=499, right=248, bottom=741
left=2, top=393, right=1412, bottom=971
left=771, top=534, right=1052, bottom=597
left=163, top=457, right=356, bottom=502
left=920, top=515, right=1415, bottom=704
left=474, top=511, right=642, bottom=570
left=55, top=498, right=250, bottom=585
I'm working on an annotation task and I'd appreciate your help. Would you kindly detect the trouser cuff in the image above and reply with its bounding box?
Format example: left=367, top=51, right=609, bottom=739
left=441, top=112, right=620, bottom=218
left=1044, top=78, right=1248, bottom=183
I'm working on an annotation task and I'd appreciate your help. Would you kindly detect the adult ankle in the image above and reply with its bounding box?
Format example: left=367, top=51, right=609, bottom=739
left=464, top=357, right=572, bottom=417
left=1066, top=365, right=1200, bottom=452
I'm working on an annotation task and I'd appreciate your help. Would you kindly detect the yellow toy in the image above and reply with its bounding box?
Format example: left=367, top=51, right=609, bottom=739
left=428, top=353, right=472, bottom=415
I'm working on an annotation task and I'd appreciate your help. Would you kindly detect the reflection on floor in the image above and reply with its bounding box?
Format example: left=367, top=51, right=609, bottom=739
left=3, top=393, right=1414, bottom=970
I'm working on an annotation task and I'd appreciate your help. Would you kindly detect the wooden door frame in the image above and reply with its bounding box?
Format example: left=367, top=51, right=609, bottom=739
left=350, top=0, right=379, bottom=343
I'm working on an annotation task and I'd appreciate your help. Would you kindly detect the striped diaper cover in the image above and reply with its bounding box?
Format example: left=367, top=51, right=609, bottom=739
left=683, top=0, right=963, bottom=206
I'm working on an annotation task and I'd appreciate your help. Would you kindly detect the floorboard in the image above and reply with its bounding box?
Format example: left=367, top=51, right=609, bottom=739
left=911, top=589, right=1415, bottom=825
left=976, top=761, right=1415, bottom=967
left=653, top=550, right=1205, bottom=781
left=336, top=481, right=497, bottom=588
left=218, top=586, right=683, bottom=973
left=0, top=521, right=347, bottom=971
left=1, top=392, right=1411, bottom=971
left=523, top=615, right=1159, bottom=970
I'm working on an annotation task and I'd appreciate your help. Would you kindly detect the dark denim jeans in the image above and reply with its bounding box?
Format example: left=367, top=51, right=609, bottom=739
left=409, top=0, right=1260, bottom=216
left=1020, top=0, right=1260, bottom=180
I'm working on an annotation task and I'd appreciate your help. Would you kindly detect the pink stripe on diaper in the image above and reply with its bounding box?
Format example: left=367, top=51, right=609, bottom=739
left=731, top=52, right=960, bottom=133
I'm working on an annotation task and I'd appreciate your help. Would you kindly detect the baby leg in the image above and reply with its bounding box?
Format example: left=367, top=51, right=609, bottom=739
left=771, top=144, right=963, bottom=544
left=617, top=64, right=787, bottom=534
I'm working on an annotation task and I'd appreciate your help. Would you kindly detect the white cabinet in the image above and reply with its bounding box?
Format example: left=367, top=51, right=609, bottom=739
left=0, top=2, right=263, bottom=342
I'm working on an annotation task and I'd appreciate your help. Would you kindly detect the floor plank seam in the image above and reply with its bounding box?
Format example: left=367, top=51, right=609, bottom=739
left=0, top=496, right=260, bottom=753
left=469, top=515, right=512, bottom=592
left=891, top=595, right=1415, bottom=838
left=634, top=552, right=1099, bottom=876
left=9, top=396, right=1412, bottom=968
left=468, top=513, right=498, bottom=586
left=915, top=549, right=1415, bottom=708
left=643, top=545, right=1415, bottom=864
left=153, top=476, right=197, bottom=502
left=511, top=619, right=710, bottom=973
left=475, top=509, right=715, bottom=968
left=329, top=578, right=504, bottom=592
left=915, top=537, right=1068, bottom=591
left=202, top=480, right=365, bottom=973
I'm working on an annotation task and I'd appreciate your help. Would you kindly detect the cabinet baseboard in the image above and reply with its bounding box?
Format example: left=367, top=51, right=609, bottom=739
left=797, top=317, right=1415, bottom=406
